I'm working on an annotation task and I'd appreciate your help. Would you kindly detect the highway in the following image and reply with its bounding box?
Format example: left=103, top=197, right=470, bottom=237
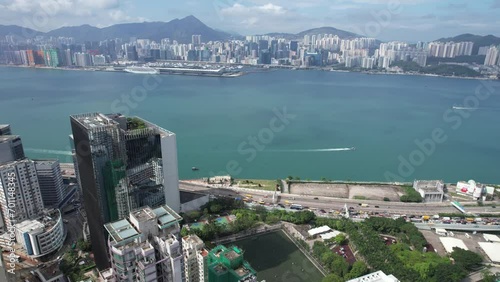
left=179, top=181, right=500, bottom=216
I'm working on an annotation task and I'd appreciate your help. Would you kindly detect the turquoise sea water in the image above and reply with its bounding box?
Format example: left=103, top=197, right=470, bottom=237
left=1, top=66, right=499, bottom=183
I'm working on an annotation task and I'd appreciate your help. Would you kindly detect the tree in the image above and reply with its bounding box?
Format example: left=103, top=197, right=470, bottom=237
left=209, top=204, right=222, bottom=214
left=334, top=234, right=347, bottom=245
left=428, top=263, right=467, bottom=282
left=180, top=226, right=189, bottom=237
left=383, top=197, right=390, bottom=201
left=345, top=261, right=368, bottom=280
left=481, top=269, right=500, bottom=282
left=322, top=274, right=343, bottom=282
left=451, top=247, right=483, bottom=271
left=330, top=255, right=350, bottom=277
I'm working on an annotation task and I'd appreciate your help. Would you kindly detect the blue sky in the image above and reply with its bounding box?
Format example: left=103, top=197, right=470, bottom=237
left=0, top=0, right=499, bottom=41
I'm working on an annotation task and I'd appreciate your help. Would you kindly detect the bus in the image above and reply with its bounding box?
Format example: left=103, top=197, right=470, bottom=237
left=290, top=204, right=303, bottom=210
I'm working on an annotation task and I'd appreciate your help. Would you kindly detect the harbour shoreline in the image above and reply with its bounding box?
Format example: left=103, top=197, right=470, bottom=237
left=0, top=63, right=497, bottom=81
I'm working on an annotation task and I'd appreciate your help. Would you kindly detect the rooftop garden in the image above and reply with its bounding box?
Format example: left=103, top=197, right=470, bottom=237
left=126, top=117, right=146, bottom=130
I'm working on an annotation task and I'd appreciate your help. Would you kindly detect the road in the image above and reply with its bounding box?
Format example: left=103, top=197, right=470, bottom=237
left=179, top=181, right=500, bottom=216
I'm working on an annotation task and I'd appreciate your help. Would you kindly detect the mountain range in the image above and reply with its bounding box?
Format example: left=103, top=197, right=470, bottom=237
left=0, top=16, right=234, bottom=44
left=1, top=15, right=499, bottom=48
left=0, top=16, right=371, bottom=44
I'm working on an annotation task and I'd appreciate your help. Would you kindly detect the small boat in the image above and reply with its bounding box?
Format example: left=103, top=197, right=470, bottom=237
left=350, top=147, right=356, bottom=151
left=192, top=167, right=199, bottom=171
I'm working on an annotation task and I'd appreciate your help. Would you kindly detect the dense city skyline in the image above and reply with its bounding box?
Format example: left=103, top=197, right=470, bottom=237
left=0, top=0, right=499, bottom=41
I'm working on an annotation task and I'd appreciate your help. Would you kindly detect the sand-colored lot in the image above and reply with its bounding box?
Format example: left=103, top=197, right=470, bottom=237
left=289, top=182, right=404, bottom=201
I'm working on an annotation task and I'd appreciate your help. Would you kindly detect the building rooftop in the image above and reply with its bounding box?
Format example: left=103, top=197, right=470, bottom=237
left=104, top=219, right=140, bottom=245
left=36, top=261, right=64, bottom=281
left=439, top=237, right=468, bottom=253
left=0, top=135, right=21, bottom=143
left=347, top=270, right=400, bottom=282
left=151, top=205, right=182, bottom=229
left=479, top=242, right=500, bottom=263
left=182, top=234, right=204, bottom=246
left=483, top=234, right=500, bottom=243
left=308, top=225, right=332, bottom=236
left=71, top=113, right=118, bottom=129
left=131, top=206, right=157, bottom=222
left=15, top=209, right=61, bottom=234
left=413, top=180, right=444, bottom=192
left=224, top=250, right=240, bottom=261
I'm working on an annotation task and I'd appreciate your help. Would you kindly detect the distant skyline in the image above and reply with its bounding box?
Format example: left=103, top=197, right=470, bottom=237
left=0, top=0, right=499, bottom=42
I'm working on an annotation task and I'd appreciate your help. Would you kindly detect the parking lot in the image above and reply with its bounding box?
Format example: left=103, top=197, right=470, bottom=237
left=332, top=244, right=356, bottom=265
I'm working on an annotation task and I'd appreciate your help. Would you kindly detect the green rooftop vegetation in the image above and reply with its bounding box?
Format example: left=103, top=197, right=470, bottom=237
left=127, top=117, right=147, bottom=130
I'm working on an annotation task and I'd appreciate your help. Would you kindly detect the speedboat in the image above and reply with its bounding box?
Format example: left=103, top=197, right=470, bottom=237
left=192, top=167, right=199, bottom=171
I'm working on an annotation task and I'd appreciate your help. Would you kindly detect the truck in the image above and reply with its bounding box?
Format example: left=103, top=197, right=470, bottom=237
left=361, top=203, right=369, bottom=207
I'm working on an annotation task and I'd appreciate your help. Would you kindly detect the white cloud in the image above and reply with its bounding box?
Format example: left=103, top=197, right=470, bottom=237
left=221, top=3, right=287, bottom=16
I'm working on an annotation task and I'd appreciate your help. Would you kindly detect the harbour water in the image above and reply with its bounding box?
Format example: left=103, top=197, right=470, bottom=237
left=1, top=66, right=499, bottom=183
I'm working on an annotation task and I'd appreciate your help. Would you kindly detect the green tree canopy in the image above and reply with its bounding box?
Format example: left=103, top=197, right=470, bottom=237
left=451, top=247, right=483, bottom=271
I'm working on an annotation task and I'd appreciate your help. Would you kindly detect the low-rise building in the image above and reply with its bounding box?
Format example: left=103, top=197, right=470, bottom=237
left=15, top=209, right=65, bottom=258
left=347, top=270, right=399, bottom=282
left=413, top=180, right=444, bottom=202
left=206, top=245, right=257, bottom=282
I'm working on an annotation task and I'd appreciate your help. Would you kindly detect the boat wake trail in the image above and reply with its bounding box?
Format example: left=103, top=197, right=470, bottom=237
left=25, top=148, right=72, bottom=156
left=267, top=147, right=355, bottom=152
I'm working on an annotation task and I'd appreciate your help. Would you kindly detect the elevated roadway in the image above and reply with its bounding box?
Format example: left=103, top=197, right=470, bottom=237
left=179, top=181, right=500, bottom=216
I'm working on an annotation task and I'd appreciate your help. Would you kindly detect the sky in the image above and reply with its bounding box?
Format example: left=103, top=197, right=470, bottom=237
left=0, top=0, right=499, bottom=41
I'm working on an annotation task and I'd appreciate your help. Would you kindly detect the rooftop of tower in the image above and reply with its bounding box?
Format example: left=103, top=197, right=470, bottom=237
left=70, top=113, right=175, bottom=136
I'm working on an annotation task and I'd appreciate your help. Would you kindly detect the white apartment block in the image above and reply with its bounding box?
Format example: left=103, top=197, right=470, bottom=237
left=0, top=159, right=44, bottom=229
left=182, top=234, right=209, bottom=282
left=103, top=205, right=183, bottom=282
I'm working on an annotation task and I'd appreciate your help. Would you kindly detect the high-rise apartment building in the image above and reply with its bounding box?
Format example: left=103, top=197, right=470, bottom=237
left=183, top=235, right=209, bottom=282
left=70, top=113, right=180, bottom=269
left=34, top=160, right=65, bottom=208
left=192, top=35, right=202, bottom=45
left=484, top=46, right=500, bottom=66
left=102, top=204, right=183, bottom=282
left=0, top=159, right=44, bottom=229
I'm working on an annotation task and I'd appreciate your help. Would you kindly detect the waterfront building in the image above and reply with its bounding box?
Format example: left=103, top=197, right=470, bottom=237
left=412, top=180, right=444, bottom=203
left=183, top=234, right=209, bottom=282
left=34, top=160, right=65, bottom=208
left=14, top=209, right=64, bottom=258
left=0, top=159, right=44, bottom=229
left=484, top=46, right=500, bottom=66
left=206, top=245, right=257, bottom=282
left=70, top=113, right=180, bottom=269
left=102, top=204, right=183, bottom=281
left=456, top=179, right=484, bottom=200
left=0, top=135, right=25, bottom=163
left=44, top=49, right=59, bottom=67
